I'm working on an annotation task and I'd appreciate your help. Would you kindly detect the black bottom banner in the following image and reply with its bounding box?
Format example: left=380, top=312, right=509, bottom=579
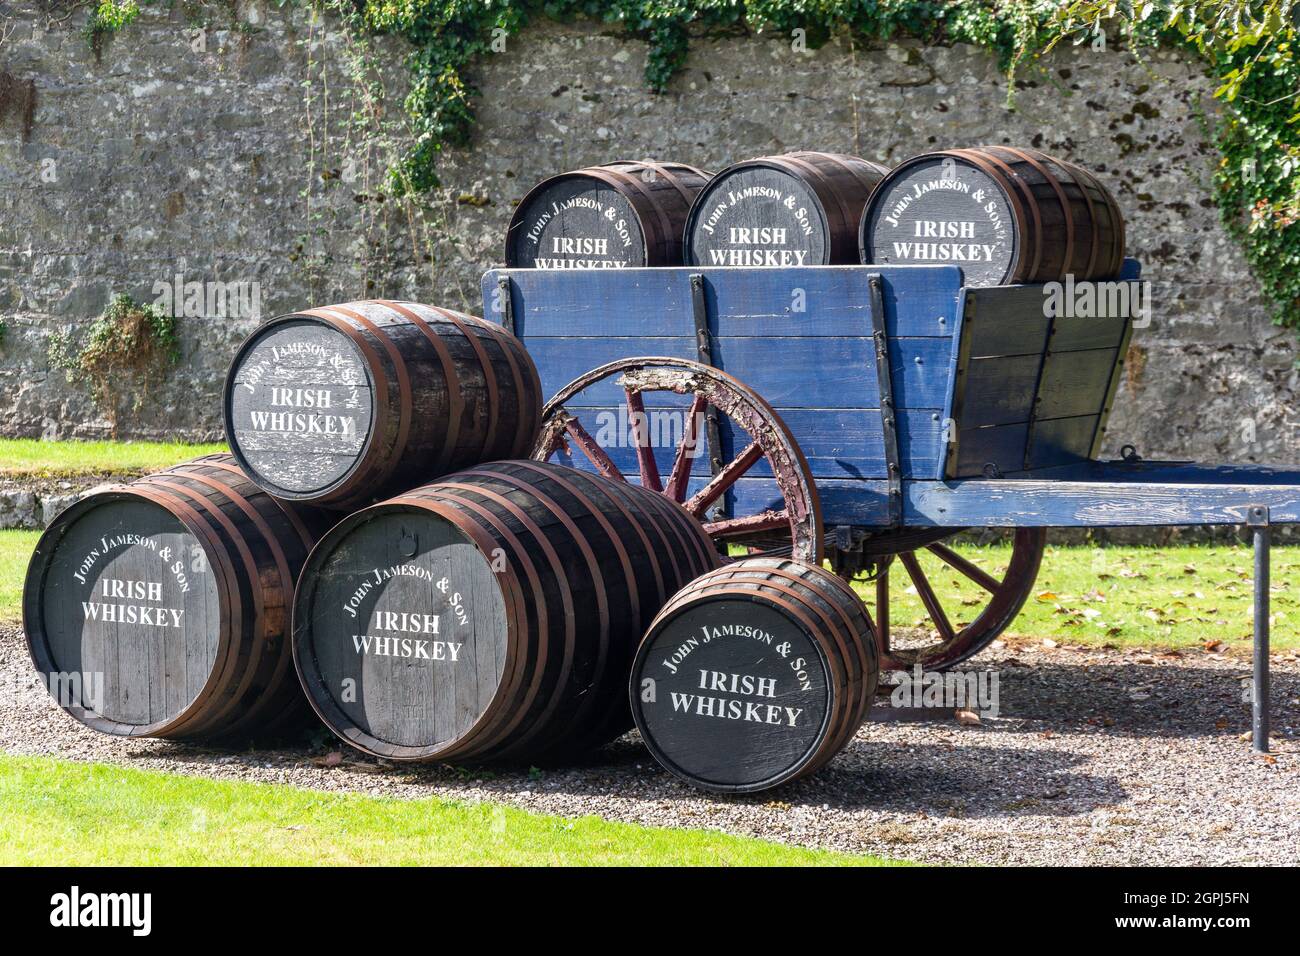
left=0, top=865, right=1273, bottom=940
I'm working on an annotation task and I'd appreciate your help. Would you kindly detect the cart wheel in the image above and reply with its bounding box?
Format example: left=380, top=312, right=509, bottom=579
left=862, top=527, right=1046, bottom=672
left=532, top=357, right=823, bottom=563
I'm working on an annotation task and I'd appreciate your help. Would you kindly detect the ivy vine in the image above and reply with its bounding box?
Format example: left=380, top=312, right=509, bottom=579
left=49, top=294, right=182, bottom=435
left=85, top=0, right=141, bottom=57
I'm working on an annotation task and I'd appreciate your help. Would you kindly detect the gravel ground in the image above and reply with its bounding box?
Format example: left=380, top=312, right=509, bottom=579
left=2, top=622, right=1297, bottom=865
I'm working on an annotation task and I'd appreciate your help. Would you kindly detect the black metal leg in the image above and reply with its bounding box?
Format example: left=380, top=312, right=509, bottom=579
left=1248, top=506, right=1271, bottom=754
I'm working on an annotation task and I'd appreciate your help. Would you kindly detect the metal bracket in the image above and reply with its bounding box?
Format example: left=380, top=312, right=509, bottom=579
left=868, top=274, right=903, bottom=528
left=1247, top=503, right=1271, bottom=754
left=497, top=274, right=515, bottom=335
left=689, top=273, right=727, bottom=520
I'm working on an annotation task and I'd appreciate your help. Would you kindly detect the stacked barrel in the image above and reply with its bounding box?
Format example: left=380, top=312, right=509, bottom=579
left=506, top=147, right=1124, bottom=284
left=22, top=291, right=881, bottom=791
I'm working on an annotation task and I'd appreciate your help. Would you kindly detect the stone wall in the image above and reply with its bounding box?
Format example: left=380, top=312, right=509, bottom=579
left=1, top=3, right=1296, bottom=463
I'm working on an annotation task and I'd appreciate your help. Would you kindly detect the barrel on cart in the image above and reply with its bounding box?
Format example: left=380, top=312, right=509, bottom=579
left=860, top=146, right=1125, bottom=287
left=685, top=151, right=889, bottom=267
left=507, top=161, right=710, bottom=268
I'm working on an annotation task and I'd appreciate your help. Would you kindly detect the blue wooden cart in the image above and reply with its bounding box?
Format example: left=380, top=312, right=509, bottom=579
left=482, top=262, right=1293, bottom=752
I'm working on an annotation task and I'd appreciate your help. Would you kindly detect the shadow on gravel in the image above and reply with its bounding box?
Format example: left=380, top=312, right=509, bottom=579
left=886, top=658, right=1299, bottom=740
left=792, top=741, right=1127, bottom=818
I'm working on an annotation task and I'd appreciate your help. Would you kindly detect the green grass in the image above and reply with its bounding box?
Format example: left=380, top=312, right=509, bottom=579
left=0, top=438, right=226, bottom=479
left=853, top=540, right=1300, bottom=652
left=0, top=529, right=39, bottom=622
left=0, top=755, right=896, bottom=866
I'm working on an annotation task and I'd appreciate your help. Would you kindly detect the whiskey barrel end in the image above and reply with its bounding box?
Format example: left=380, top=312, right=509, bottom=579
left=631, top=558, right=877, bottom=793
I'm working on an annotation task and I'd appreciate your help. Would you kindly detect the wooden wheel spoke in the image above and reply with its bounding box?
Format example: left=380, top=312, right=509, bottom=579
left=702, top=510, right=789, bottom=539
left=625, top=388, right=662, bottom=493
left=926, top=541, right=1000, bottom=593
left=535, top=358, right=823, bottom=565
left=684, top=441, right=763, bottom=518
left=562, top=418, right=625, bottom=483
left=898, top=551, right=955, bottom=643
left=664, top=394, right=707, bottom=503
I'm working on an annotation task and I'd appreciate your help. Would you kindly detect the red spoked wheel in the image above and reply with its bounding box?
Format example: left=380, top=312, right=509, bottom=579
left=842, top=527, right=1047, bottom=672
left=531, top=357, right=823, bottom=563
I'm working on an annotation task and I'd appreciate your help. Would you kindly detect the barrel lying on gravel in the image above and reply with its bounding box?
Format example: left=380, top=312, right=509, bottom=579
left=23, top=454, right=328, bottom=741
left=291, top=460, right=719, bottom=764
left=860, top=146, right=1125, bottom=286
left=631, top=558, right=878, bottom=793
left=506, top=161, right=710, bottom=268
left=685, top=151, right=889, bottom=267
left=223, top=300, right=541, bottom=511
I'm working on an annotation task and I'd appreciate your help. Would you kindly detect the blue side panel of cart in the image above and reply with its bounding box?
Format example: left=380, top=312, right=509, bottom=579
left=481, top=261, right=1146, bottom=528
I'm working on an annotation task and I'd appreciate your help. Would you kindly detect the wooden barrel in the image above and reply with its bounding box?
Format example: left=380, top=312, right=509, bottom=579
left=223, top=300, right=541, bottom=511
left=292, top=460, right=719, bottom=763
left=684, top=151, right=889, bottom=267
left=506, top=160, right=710, bottom=268
left=23, top=454, right=327, bottom=741
left=630, top=558, right=877, bottom=793
left=860, top=146, right=1125, bottom=286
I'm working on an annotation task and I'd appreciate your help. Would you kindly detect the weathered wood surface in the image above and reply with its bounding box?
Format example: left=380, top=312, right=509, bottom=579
left=506, top=161, right=709, bottom=268
left=24, top=454, right=326, bottom=740
left=945, top=276, right=1139, bottom=477
left=862, top=147, right=1125, bottom=286
left=485, top=265, right=965, bottom=500
left=225, top=300, right=541, bottom=509
left=631, top=558, right=877, bottom=793
left=686, top=152, right=888, bottom=267
left=292, top=460, right=718, bottom=764
left=759, top=465, right=1300, bottom=528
